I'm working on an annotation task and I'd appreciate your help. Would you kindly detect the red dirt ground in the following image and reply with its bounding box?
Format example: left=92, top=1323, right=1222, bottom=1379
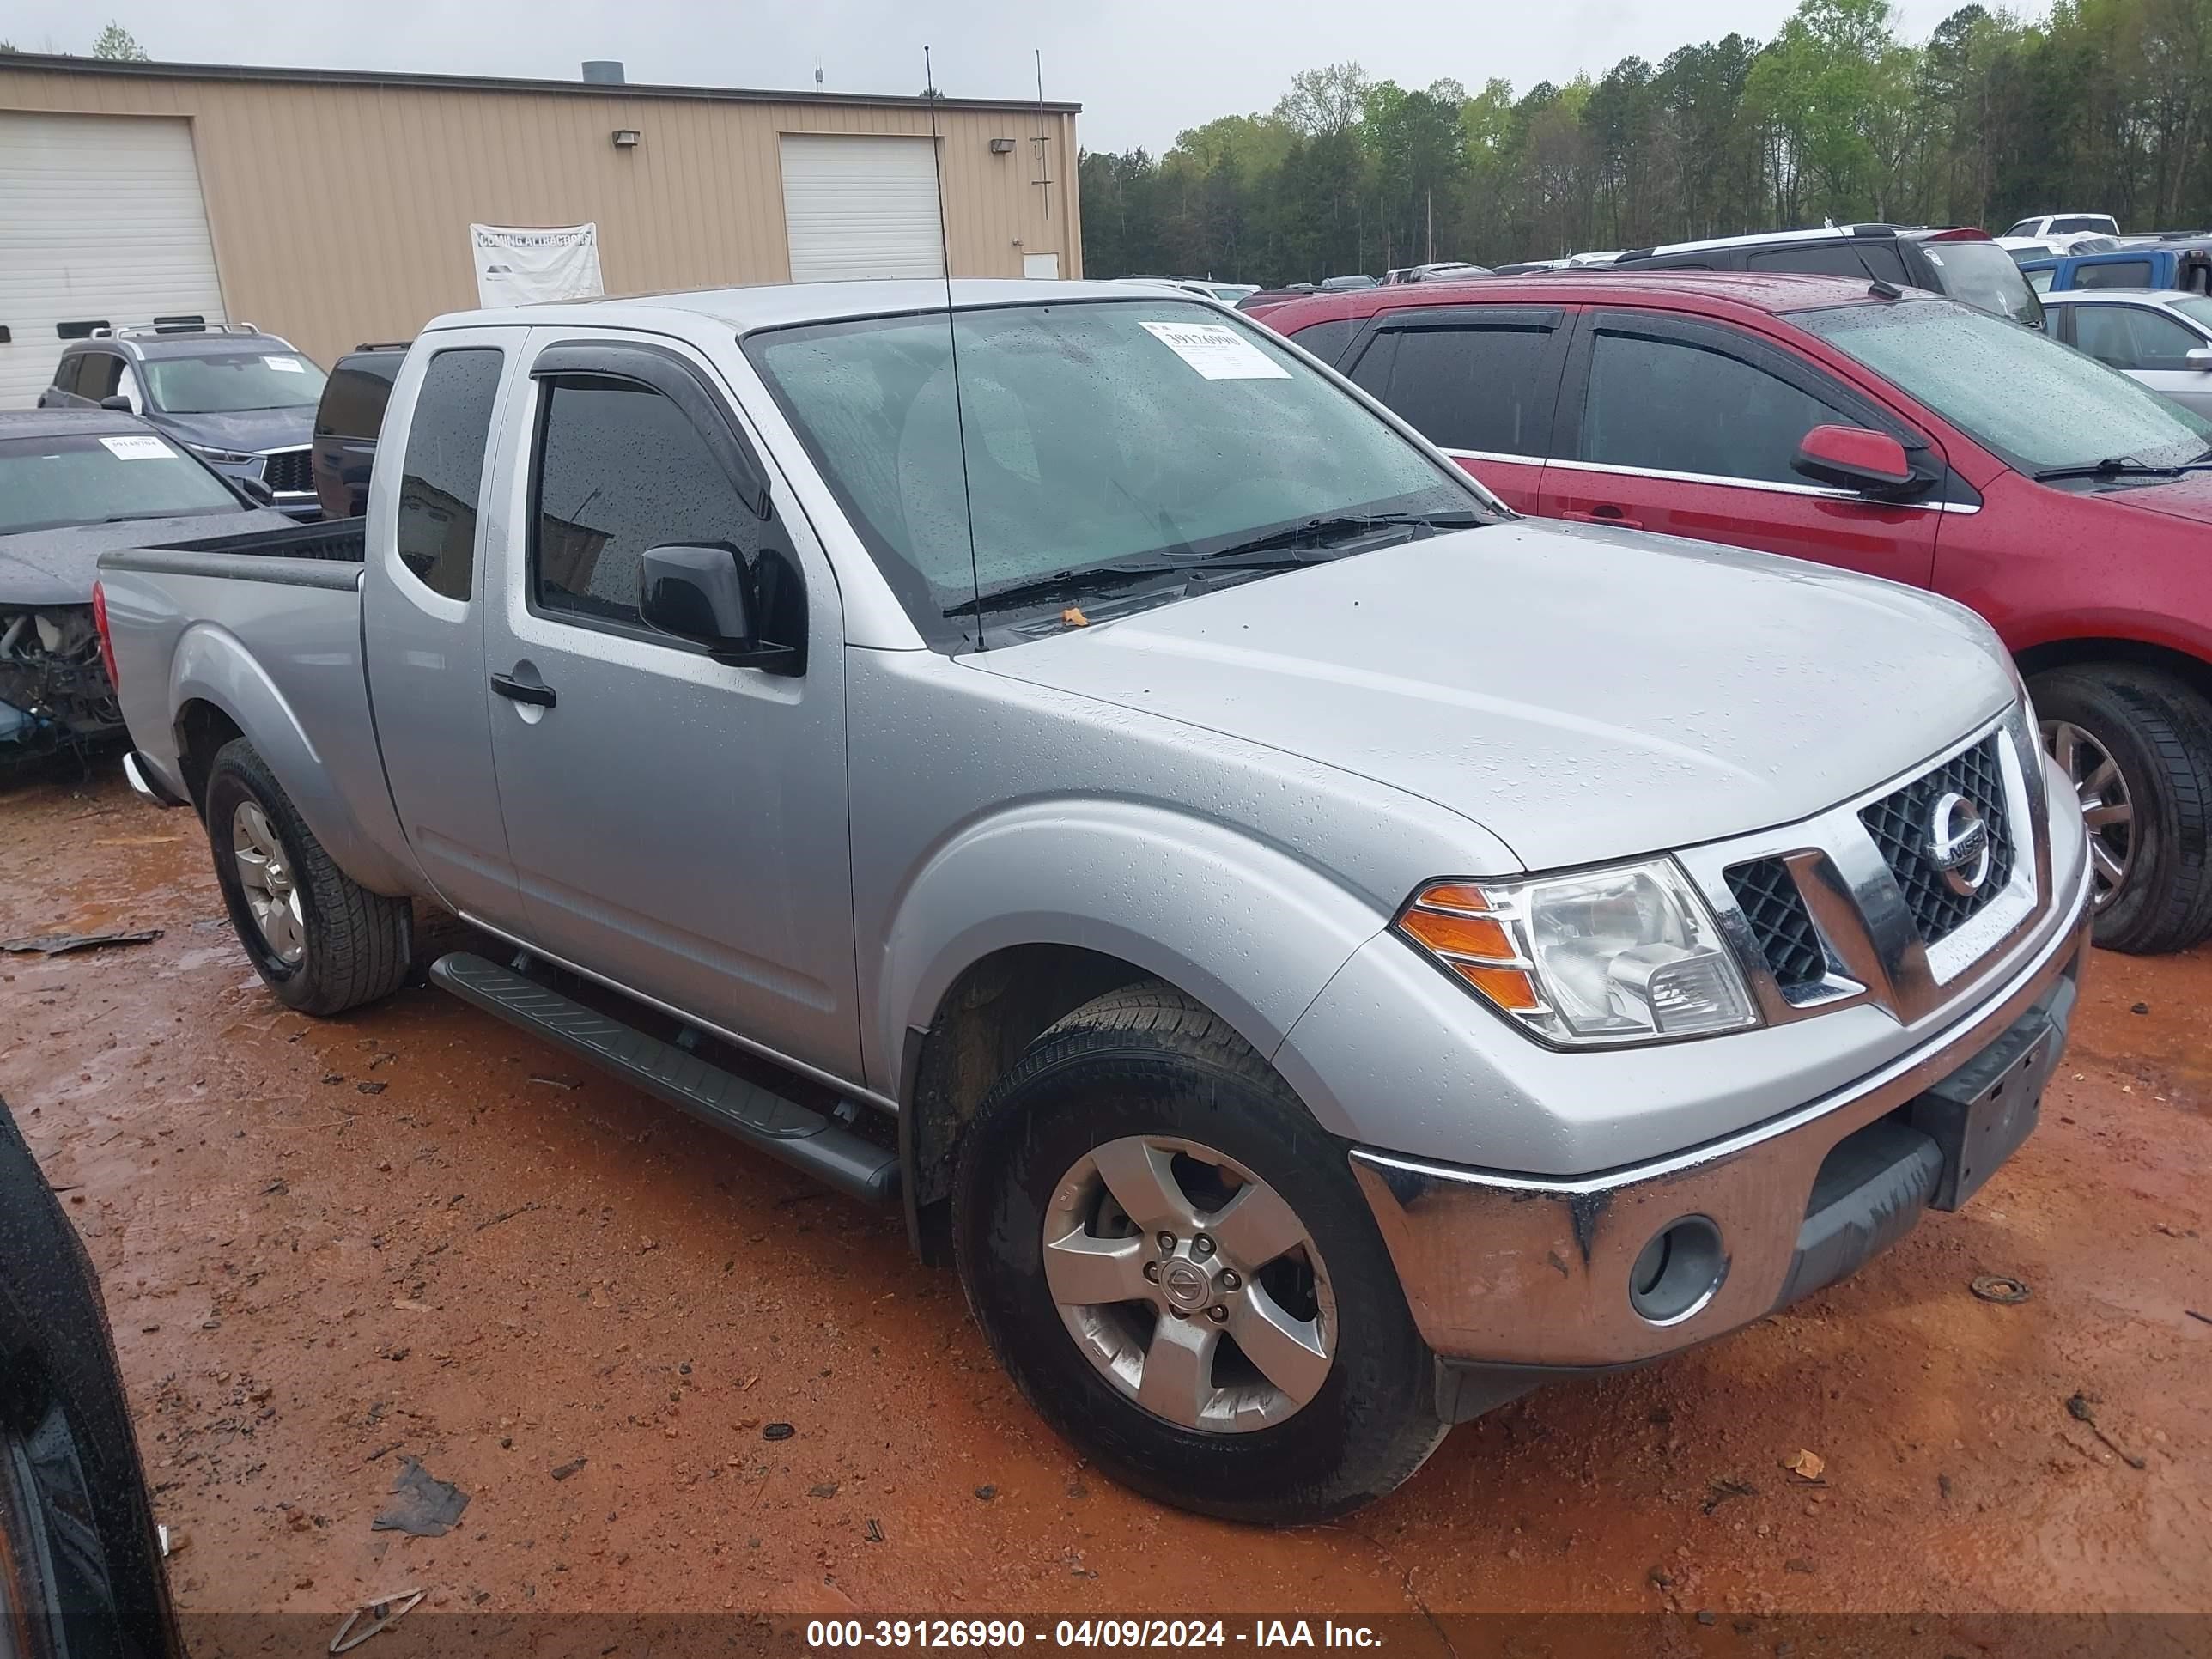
left=2, top=769, right=2206, bottom=1622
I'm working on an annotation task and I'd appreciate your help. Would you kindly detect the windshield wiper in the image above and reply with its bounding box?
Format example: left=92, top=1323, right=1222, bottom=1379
left=2031, top=455, right=2186, bottom=482
left=943, top=560, right=1205, bottom=617
left=945, top=510, right=1487, bottom=619
left=1202, top=508, right=1486, bottom=562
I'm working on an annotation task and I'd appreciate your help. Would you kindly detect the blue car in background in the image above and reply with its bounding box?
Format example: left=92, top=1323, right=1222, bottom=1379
left=2018, top=241, right=2212, bottom=295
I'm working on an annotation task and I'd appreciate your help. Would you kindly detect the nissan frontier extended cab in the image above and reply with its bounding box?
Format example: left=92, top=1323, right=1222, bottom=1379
left=94, top=282, right=2093, bottom=1523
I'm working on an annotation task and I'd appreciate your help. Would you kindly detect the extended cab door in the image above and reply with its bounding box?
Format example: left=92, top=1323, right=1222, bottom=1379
left=480, top=329, right=860, bottom=1081
left=1540, top=309, right=1945, bottom=588
left=1338, top=305, right=1566, bottom=511
left=362, top=329, right=527, bottom=927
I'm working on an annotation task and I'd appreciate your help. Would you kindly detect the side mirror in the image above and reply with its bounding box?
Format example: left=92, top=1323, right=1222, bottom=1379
left=234, top=475, right=277, bottom=508
left=639, top=543, right=802, bottom=675
left=1792, top=423, right=1925, bottom=499
left=2186, top=347, right=2212, bottom=372
left=99, top=394, right=134, bottom=412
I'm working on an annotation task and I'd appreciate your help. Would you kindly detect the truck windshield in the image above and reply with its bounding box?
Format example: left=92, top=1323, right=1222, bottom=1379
left=0, top=433, right=242, bottom=534
left=1796, top=298, right=2212, bottom=474
left=144, top=352, right=328, bottom=414
left=744, top=298, right=1488, bottom=646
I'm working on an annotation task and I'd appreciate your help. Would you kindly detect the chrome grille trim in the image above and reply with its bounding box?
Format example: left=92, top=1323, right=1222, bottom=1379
left=1677, top=703, right=2051, bottom=1027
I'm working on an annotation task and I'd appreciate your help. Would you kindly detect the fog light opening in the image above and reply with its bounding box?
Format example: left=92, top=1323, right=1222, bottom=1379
left=1627, top=1215, right=1727, bottom=1326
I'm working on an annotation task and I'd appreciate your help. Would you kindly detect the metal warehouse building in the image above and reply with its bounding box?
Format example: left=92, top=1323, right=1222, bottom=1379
left=0, top=54, right=1083, bottom=404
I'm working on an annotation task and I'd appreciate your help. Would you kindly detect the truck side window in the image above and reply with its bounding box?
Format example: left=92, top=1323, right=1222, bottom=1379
left=1358, top=324, right=1555, bottom=456
left=395, top=348, right=503, bottom=602
left=531, top=377, right=763, bottom=629
left=2075, top=259, right=2154, bottom=289
left=1581, top=329, right=1851, bottom=487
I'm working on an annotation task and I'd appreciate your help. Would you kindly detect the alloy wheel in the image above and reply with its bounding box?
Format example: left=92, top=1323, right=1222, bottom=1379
left=1041, top=1134, right=1334, bottom=1433
left=2043, top=719, right=2136, bottom=910
left=231, top=800, right=305, bottom=963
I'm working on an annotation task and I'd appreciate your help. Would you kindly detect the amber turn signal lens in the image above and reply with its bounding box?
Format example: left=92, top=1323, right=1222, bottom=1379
left=1450, top=962, right=1541, bottom=1010
left=1413, top=883, right=1492, bottom=914
left=1399, top=908, right=1515, bottom=961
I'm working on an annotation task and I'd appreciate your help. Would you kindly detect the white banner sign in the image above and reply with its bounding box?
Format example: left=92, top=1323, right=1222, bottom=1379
left=470, top=223, right=605, bottom=307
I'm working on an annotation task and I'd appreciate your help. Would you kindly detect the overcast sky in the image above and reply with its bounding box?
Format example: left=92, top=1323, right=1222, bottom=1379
left=5, top=0, right=1936, bottom=153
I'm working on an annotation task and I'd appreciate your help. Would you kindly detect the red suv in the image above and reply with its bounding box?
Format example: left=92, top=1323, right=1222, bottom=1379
left=1265, top=272, right=2212, bottom=953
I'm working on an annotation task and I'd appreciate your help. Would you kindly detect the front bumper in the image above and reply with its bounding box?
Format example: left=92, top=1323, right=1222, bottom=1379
left=1352, top=862, right=2094, bottom=1370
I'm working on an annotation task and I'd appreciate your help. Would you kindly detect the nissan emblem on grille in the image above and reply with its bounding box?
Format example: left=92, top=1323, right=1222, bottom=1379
left=1924, top=790, right=1991, bottom=896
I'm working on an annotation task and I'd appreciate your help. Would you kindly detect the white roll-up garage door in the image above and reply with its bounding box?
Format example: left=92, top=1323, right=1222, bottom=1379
left=779, top=133, right=947, bottom=283
left=0, top=112, right=227, bottom=409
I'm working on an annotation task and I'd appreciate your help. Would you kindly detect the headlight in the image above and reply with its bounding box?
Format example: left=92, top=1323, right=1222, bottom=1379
left=185, top=442, right=257, bottom=465
left=1396, top=860, right=1759, bottom=1047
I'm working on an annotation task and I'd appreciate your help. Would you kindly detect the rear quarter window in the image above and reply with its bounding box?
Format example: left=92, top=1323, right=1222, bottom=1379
left=1287, top=318, right=1358, bottom=367
left=1748, top=243, right=1911, bottom=283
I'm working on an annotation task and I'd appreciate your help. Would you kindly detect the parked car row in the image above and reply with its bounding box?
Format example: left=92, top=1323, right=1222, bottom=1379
left=93, top=277, right=2093, bottom=1525
left=1263, top=270, right=2212, bottom=956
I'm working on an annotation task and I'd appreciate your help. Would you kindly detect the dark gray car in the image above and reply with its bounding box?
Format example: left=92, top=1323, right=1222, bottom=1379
left=0, top=409, right=292, bottom=756
left=36, top=325, right=328, bottom=519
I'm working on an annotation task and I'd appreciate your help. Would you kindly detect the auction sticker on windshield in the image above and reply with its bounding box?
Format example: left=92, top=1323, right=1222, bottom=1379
left=100, top=435, right=174, bottom=461
left=1139, top=320, right=1291, bottom=380
left=263, top=356, right=306, bottom=373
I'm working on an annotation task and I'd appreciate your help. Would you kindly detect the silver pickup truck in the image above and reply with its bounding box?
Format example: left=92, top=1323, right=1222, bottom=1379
left=96, top=281, right=2093, bottom=1523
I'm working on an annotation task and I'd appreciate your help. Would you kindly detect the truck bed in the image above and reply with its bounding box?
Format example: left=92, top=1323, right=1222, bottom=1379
left=153, top=517, right=364, bottom=564
left=95, top=521, right=419, bottom=896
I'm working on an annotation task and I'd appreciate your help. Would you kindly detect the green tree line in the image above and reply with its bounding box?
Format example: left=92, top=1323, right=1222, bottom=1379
left=1079, top=0, right=2212, bottom=283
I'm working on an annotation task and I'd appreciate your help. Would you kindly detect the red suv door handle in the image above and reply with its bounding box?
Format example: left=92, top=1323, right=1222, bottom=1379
left=1561, top=505, right=1644, bottom=530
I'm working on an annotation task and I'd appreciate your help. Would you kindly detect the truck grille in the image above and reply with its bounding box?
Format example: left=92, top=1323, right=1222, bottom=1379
left=261, top=448, right=313, bottom=495
left=1858, top=735, right=2014, bottom=945
left=1725, top=857, right=1831, bottom=996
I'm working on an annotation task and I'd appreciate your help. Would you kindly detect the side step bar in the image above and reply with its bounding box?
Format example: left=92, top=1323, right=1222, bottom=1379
left=428, top=951, right=899, bottom=1205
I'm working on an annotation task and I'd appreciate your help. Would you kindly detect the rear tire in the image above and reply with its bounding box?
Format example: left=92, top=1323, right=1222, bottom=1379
left=204, top=738, right=411, bottom=1014
left=2033, top=667, right=2212, bottom=954
left=952, top=981, right=1447, bottom=1524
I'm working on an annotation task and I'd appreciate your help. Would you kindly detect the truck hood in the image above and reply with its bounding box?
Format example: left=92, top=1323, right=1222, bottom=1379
left=148, top=405, right=315, bottom=455
left=969, top=520, right=2017, bottom=871
left=0, top=509, right=292, bottom=606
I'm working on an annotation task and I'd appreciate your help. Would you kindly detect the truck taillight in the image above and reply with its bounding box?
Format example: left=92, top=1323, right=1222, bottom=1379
left=91, top=581, right=121, bottom=694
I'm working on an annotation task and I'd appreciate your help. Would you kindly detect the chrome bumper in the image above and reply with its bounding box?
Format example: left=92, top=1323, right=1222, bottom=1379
left=1351, top=866, right=2094, bottom=1368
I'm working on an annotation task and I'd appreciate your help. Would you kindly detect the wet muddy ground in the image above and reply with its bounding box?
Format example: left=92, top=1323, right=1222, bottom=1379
left=2, top=768, right=2207, bottom=1620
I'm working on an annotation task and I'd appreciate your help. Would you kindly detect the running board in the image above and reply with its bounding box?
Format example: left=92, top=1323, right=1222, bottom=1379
left=428, top=951, right=898, bottom=1205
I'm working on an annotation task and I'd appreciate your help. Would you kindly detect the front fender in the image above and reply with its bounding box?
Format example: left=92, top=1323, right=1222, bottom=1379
left=170, top=621, right=420, bottom=896
left=874, top=798, right=1389, bottom=1133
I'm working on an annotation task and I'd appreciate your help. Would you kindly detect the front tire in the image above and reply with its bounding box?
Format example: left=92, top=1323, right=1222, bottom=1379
left=204, top=738, right=411, bottom=1015
left=952, top=982, right=1447, bottom=1524
left=2034, top=667, right=2212, bottom=954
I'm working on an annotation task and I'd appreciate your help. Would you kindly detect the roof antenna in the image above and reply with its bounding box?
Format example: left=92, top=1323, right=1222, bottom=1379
left=1832, top=222, right=1903, bottom=301
left=924, top=46, right=987, bottom=650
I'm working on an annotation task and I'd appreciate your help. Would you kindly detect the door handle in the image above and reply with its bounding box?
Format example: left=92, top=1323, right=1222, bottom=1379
left=489, top=671, right=556, bottom=708
left=1561, top=506, right=1644, bottom=530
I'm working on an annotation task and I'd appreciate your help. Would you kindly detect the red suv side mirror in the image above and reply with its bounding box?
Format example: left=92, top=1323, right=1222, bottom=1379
left=1793, top=424, right=1923, bottom=497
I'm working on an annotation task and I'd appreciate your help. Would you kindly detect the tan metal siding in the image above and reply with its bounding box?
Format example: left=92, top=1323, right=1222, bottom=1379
left=0, top=67, right=1082, bottom=371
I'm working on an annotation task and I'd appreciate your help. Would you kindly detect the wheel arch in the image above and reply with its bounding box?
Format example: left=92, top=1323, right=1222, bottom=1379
left=2016, top=635, right=2212, bottom=707
left=167, top=623, right=417, bottom=896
